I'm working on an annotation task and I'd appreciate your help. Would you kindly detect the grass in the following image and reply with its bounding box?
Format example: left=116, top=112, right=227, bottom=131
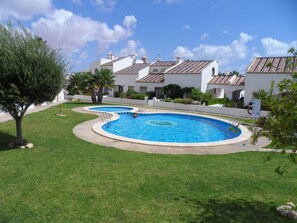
left=0, top=102, right=296, bottom=223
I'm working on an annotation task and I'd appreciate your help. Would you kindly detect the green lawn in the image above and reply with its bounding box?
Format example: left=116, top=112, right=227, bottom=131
left=0, top=102, right=296, bottom=223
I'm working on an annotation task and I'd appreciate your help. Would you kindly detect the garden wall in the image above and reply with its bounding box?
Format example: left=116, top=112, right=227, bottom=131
left=66, top=95, right=268, bottom=118
left=152, top=101, right=268, bottom=118
left=67, top=95, right=148, bottom=106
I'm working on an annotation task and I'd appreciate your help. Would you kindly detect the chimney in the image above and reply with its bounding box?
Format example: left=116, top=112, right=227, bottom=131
left=107, top=52, right=114, bottom=59
left=157, top=57, right=161, bottom=62
left=176, top=56, right=181, bottom=63
left=142, top=56, right=148, bottom=63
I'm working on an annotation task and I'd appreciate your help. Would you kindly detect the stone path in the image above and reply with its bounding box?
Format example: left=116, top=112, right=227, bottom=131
left=72, top=106, right=270, bottom=155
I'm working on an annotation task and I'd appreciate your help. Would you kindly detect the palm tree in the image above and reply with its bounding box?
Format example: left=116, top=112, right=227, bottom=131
left=90, top=68, right=115, bottom=104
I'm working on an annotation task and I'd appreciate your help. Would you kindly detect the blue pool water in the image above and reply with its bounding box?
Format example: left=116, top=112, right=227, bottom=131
left=88, top=106, right=133, bottom=112
left=102, top=113, right=241, bottom=143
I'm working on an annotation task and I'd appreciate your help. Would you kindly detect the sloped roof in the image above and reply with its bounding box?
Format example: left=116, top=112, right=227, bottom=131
left=247, top=57, right=295, bottom=73
left=167, top=60, right=213, bottom=74
left=114, top=63, right=149, bottom=74
left=151, top=61, right=177, bottom=66
left=208, top=75, right=245, bottom=86
left=102, top=57, right=125, bottom=66
left=136, top=73, right=164, bottom=83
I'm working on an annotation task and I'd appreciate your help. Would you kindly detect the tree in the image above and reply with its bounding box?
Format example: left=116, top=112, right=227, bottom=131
left=163, top=84, right=182, bottom=99
left=66, top=72, right=92, bottom=95
left=89, top=68, right=115, bottom=104
left=252, top=81, right=277, bottom=111
left=191, top=88, right=213, bottom=104
left=229, top=70, right=240, bottom=76
left=0, top=22, right=66, bottom=146
left=252, top=48, right=297, bottom=151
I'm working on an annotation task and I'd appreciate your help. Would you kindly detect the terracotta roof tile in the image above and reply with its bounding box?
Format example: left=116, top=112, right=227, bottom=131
left=247, top=57, right=295, bottom=73
left=151, top=61, right=177, bottom=66
left=167, top=60, right=213, bottom=74
left=114, top=63, right=149, bottom=74
left=136, top=73, right=164, bottom=83
left=208, top=75, right=245, bottom=86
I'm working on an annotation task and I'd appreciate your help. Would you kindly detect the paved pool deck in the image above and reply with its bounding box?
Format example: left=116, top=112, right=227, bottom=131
left=72, top=106, right=270, bottom=155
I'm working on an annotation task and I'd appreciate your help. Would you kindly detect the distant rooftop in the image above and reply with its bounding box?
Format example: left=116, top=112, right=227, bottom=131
left=102, top=57, right=125, bottom=66
left=247, top=57, right=296, bottom=73
left=136, top=73, right=164, bottom=83
left=151, top=61, right=177, bottom=66
left=209, top=75, right=245, bottom=86
left=114, top=63, right=149, bottom=75
left=167, top=60, right=214, bottom=74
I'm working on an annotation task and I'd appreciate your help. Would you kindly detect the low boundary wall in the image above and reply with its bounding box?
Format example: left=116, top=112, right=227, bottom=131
left=66, top=95, right=268, bottom=118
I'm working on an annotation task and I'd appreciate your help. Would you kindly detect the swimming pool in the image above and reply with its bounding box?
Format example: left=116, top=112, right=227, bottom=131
left=86, top=106, right=136, bottom=113
left=100, top=113, right=242, bottom=144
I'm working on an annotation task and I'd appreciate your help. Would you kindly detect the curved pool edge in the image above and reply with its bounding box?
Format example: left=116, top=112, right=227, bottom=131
left=72, top=106, right=270, bottom=154
left=92, top=111, right=252, bottom=147
left=84, top=105, right=139, bottom=113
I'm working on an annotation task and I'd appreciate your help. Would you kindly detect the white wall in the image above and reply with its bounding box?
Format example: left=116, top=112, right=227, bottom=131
left=113, top=57, right=134, bottom=73
left=200, top=61, right=218, bottom=92
left=244, top=73, right=291, bottom=105
left=114, top=74, right=139, bottom=92
left=164, top=73, right=201, bottom=89
left=138, top=66, right=150, bottom=79
left=90, top=58, right=113, bottom=73
left=134, top=82, right=164, bottom=92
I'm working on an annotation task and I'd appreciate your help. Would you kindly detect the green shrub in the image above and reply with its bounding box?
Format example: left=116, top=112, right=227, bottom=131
left=147, top=91, right=155, bottom=99
left=164, top=97, right=173, bottom=102
left=114, top=92, right=121, bottom=98
left=173, top=98, right=193, bottom=104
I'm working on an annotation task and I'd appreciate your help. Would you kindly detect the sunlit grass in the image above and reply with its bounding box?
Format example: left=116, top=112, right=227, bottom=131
left=0, top=102, right=295, bottom=222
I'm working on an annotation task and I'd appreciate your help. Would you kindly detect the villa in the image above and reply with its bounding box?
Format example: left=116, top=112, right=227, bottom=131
left=89, top=54, right=293, bottom=106
left=90, top=54, right=219, bottom=98
left=244, top=57, right=293, bottom=105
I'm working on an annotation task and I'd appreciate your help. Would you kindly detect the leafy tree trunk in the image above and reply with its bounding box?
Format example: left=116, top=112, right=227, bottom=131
left=15, top=116, right=24, bottom=145
left=90, top=89, right=96, bottom=104
left=97, top=86, right=104, bottom=104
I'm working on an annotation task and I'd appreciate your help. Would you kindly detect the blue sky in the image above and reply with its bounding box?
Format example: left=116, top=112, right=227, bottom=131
left=0, top=0, right=296, bottom=73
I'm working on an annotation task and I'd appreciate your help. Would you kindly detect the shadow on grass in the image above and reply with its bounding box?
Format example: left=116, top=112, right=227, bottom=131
left=0, top=131, right=15, bottom=151
left=177, top=197, right=288, bottom=223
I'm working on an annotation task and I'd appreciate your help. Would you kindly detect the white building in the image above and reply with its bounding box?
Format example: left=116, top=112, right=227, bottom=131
left=244, top=57, right=293, bottom=105
left=208, top=75, right=245, bottom=100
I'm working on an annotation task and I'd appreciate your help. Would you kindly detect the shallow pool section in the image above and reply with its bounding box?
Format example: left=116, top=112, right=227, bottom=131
left=102, top=113, right=241, bottom=143
left=86, top=106, right=136, bottom=113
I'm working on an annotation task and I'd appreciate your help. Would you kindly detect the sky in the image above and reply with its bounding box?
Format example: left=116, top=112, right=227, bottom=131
left=0, top=0, right=296, bottom=74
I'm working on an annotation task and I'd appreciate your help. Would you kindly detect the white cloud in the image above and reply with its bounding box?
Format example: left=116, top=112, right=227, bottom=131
left=173, top=46, right=194, bottom=59
left=118, top=40, right=147, bottom=57
left=92, top=0, right=116, bottom=12
left=200, top=33, right=208, bottom=40
left=31, top=9, right=136, bottom=53
left=261, top=38, right=297, bottom=56
left=174, top=32, right=254, bottom=67
left=0, top=0, right=52, bottom=21
left=80, top=51, right=88, bottom=59
left=123, top=15, right=137, bottom=28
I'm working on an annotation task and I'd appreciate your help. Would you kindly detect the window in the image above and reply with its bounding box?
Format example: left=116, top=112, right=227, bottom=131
left=161, top=68, right=166, bottom=72
left=155, top=87, right=163, bottom=98
left=212, top=67, right=215, bottom=76
left=128, top=86, right=134, bottom=91
left=152, top=69, right=158, bottom=73
left=140, top=86, right=147, bottom=93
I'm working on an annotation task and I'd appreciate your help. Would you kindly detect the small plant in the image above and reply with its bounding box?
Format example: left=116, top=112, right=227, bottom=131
left=164, top=97, right=173, bottom=102
left=56, top=105, right=67, bottom=117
